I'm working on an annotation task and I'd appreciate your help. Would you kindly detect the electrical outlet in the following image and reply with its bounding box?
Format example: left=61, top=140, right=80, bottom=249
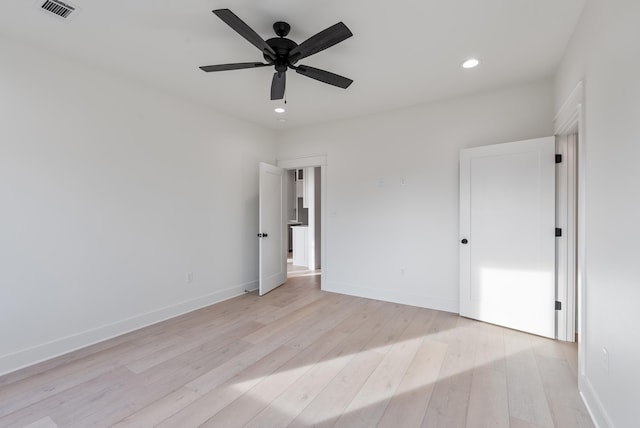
left=400, top=176, right=408, bottom=186
left=400, top=267, right=406, bottom=276
left=602, top=347, right=609, bottom=373
left=186, top=272, right=194, bottom=284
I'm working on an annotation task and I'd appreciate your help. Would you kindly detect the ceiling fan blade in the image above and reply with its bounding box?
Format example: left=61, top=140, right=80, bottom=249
left=199, top=62, right=270, bottom=72
left=295, top=65, right=353, bottom=89
left=271, top=72, right=286, bottom=100
left=213, top=9, right=276, bottom=60
left=288, top=22, right=353, bottom=63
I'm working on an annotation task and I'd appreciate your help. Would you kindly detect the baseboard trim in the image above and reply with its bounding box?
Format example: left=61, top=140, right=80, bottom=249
left=0, top=280, right=258, bottom=376
left=324, top=281, right=458, bottom=313
left=580, top=374, right=614, bottom=428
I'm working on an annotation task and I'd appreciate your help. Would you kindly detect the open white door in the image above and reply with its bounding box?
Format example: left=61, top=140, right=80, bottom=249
left=460, top=137, right=556, bottom=338
left=259, top=162, right=287, bottom=296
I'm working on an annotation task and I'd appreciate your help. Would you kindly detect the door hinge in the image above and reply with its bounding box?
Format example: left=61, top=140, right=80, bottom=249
left=555, top=301, right=562, bottom=310
left=555, top=154, right=562, bottom=163
left=555, top=228, right=562, bottom=237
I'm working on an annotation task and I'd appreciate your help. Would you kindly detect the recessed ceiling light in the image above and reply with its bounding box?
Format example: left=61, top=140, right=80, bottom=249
left=462, top=58, right=480, bottom=69
left=274, top=107, right=285, bottom=113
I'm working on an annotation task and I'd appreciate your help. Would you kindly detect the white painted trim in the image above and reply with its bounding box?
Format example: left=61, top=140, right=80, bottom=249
left=580, top=376, right=614, bottom=428
left=556, top=135, right=568, bottom=341
left=277, top=155, right=327, bottom=290
left=566, top=134, right=578, bottom=341
left=277, top=155, right=327, bottom=169
left=576, top=103, right=587, bottom=376
left=325, top=281, right=458, bottom=314
left=555, top=83, right=598, bottom=425
left=306, top=166, right=316, bottom=270
left=0, top=280, right=257, bottom=376
left=555, top=134, right=578, bottom=342
left=554, top=81, right=584, bottom=135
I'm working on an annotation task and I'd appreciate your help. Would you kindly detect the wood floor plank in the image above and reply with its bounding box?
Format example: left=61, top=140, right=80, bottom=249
left=471, top=320, right=507, bottom=374
left=559, top=341, right=580, bottom=380
left=334, top=298, right=385, bottom=333
left=283, top=294, right=363, bottom=350
left=253, top=287, right=324, bottom=325
left=354, top=303, right=415, bottom=355
left=465, top=367, right=510, bottom=428
left=185, top=297, right=357, bottom=396
left=0, top=367, right=135, bottom=428
left=377, top=338, right=448, bottom=428
left=110, top=387, right=200, bottom=428
left=122, top=334, right=188, bottom=373
left=198, top=329, right=349, bottom=427
left=287, top=349, right=385, bottom=428
left=242, top=295, right=336, bottom=344
left=156, top=346, right=300, bottom=428
left=464, top=321, right=510, bottom=428
left=242, top=331, right=367, bottom=427
left=10, top=320, right=256, bottom=428
left=504, top=332, right=555, bottom=427
left=61, top=331, right=257, bottom=428
left=510, top=416, right=547, bottom=428
left=285, top=301, right=411, bottom=427
left=125, top=319, right=262, bottom=374
left=184, top=339, right=284, bottom=395
left=58, top=341, right=251, bottom=428
left=366, top=304, right=420, bottom=355
left=0, top=345, right=136, bottom=419
left=422, top=317, right=479, bottom=428
left=22, top=416, right=60, bottom=428
left=0, top=272, right=592, bottom=428
left=535, top=353, right=595, bottom=428
left=333, top=305, right=432, bottom=427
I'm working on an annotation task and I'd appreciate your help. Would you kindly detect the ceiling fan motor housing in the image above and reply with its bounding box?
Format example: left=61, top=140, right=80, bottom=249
left=264, top=35, right=298, bottom=68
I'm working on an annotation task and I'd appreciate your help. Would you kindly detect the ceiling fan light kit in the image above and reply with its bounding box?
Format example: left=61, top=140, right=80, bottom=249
left=200, top=9, right=354, bottom=101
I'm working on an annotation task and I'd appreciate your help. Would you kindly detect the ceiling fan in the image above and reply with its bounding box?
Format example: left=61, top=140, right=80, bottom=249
left=200, top=9, right=354, bottom=100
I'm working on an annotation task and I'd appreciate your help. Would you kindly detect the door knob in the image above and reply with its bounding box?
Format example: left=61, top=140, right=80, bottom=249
left=461, top=239, right=468, bottom=244
left=263, top=233, right=268, bottom=237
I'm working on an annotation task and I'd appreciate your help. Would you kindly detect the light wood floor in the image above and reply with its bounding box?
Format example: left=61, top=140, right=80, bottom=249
left=0, top=273, right=594, bottom=428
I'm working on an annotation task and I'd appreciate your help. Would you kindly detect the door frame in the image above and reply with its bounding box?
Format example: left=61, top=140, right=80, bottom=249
left=555, top=134, right=578, bottom=342
left=277, top=155, right=327, bottom=290
left=553, top=82, right=586, bottom=366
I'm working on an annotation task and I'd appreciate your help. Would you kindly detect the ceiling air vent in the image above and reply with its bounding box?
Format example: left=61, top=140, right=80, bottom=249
left=40, top=0, right=76, bottom=19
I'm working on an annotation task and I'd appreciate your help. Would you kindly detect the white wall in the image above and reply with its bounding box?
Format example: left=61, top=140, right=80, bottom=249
left=0, top=38, right=277, bottom=375
left=277, top=81, right=554, bottom=312
left=555, top=1, right=640, bottom=426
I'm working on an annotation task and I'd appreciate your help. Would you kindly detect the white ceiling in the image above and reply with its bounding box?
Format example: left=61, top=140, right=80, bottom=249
left=1, top=0, right=586, bottom=129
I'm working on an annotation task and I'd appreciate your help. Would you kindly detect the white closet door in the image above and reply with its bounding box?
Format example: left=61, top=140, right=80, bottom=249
left=459, top=137, right=556, bottom=338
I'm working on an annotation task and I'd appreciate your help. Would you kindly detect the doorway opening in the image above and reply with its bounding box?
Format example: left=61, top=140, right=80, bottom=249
left=277, top=156, right=326, bottom=288
left=286, top=167, right=321, bottom=279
